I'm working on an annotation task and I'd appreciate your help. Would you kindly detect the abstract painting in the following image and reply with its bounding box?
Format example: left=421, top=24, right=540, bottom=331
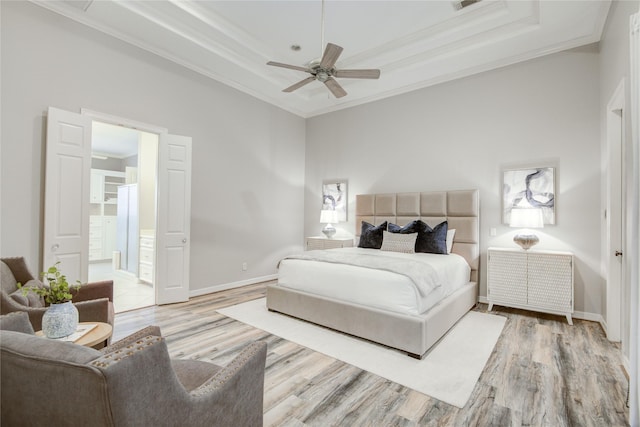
left=503, top=167, right=555, bottom=225
left=322, top=180, right=347, bottom=222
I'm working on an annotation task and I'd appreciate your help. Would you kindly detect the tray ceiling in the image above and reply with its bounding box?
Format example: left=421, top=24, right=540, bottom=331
left=32, top=0, right=611, bottom=118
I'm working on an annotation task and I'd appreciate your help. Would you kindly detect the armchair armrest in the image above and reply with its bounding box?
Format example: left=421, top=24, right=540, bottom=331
left=191, top=341, right=267, bottom=426
left=74, top=297, right=114, bottom=334
left=101, top=325, right=162, bottom=353
left=72, top=280, right=113, bottom=303
left=91, top=338, right=267, bottom=426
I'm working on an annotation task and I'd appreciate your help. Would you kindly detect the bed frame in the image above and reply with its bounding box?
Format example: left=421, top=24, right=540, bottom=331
left=266, top=189, right=479, bottom=359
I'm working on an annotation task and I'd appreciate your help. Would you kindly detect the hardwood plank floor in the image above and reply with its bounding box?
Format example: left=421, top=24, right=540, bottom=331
left=114, top=282, right=629, bottom=426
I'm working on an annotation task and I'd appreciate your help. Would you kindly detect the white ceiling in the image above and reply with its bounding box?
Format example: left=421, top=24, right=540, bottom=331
left=92, top=121, right=139, bottom=158
left=33, top=0, right=611, bottom=118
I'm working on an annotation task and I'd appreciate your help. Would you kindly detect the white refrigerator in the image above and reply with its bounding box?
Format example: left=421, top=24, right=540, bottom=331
left=116, top=184, right=139, bottom=274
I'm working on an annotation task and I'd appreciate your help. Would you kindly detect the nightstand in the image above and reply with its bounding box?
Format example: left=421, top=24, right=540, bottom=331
left=487, top=247, right=574, bottom=325
left=305, top=236, right=354, bottom=250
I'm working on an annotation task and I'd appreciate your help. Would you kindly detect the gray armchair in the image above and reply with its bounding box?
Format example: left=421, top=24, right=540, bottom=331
left=0, top=312, right=267, bottom=426
left=0, top=257, right=114, bottom=332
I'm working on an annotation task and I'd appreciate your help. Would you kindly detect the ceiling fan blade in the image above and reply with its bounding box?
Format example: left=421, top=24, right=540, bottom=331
left=334, top=69, right=381, bottom=79
left=283, top=76, right=316, bottom=93
left=267, top=61, right=309, bottom=73
left=323, top=77, right=347, bottom=98
left=319, top=43, right=343, bottom=69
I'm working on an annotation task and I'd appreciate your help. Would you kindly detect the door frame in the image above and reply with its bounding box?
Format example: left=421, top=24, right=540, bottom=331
left=81, top=109, right=166, bottom=303
left=81, top=109, right=192, bottom=306
left=605, top=80, right=625, bottom=342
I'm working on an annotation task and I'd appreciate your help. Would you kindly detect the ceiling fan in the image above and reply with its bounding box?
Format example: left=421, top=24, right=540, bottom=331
left=266, top=1, right=381, bottom=99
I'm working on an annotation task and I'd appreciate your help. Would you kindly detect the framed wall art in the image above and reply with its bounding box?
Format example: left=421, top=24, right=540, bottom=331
left=503, top=167, right=555, bottom=225
left=322, top=180, right=348, bottom=222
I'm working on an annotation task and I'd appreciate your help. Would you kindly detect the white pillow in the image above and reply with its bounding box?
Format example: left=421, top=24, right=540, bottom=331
left=446, top=229, right=456, bottom=254
left=381, top=230, right=417, bottom=254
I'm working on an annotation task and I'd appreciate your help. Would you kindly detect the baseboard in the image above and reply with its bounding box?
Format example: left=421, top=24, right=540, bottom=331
left=477, top=296, right=605, bottom=325
left=573, top=310, right=605, bottom=325
left=189, top=274, right=278, bottom=298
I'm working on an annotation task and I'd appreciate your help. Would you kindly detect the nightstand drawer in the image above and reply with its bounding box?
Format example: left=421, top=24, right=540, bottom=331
left=305, top=237, right=354, bottom=250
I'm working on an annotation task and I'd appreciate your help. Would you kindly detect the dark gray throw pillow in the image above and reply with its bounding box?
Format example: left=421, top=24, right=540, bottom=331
left=358, top=221, right=388, bottom=249
left=389, top=220, right=448, bottom=254
left=0, top=312, right=35, bottom=334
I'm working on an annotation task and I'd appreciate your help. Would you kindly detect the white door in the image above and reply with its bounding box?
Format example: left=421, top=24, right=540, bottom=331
left=43, top=107, right=92, bottom=283
left=606, top=82, right=625, bottom=342
left=155, top=133, right=192, bottom=304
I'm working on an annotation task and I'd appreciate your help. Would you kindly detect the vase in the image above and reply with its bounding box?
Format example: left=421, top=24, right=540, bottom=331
left=42, top=301, right=79, bottom=338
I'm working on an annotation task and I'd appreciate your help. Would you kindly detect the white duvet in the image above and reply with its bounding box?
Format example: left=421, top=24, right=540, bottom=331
left=277, top=247, right=471, bottom=316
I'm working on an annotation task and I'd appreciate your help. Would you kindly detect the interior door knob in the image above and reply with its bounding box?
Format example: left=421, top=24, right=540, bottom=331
left=51, top=244, right=59, bottom=252
left=182, top=238, right=187, bottom=243
left=615, top=251, right=623, bottom=257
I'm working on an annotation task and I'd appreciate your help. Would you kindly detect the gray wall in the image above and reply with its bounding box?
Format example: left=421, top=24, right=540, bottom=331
left=598, top=0, right=640, bottom=356
left=305, top=45, right=602, bottom=316
left=2, top=0, right=637, bottom=319
left=0, top=2, right=306, bottom=291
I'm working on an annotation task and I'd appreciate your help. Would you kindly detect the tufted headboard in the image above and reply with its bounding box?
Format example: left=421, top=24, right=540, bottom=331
left=355, top=189, right=480, bottom=284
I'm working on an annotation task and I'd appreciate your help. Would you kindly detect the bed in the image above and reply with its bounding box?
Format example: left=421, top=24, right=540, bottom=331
left=266, top=189, right=479, bottom=359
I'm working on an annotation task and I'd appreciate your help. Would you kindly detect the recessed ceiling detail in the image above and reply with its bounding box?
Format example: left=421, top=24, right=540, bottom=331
left=31, top=0, right=611, bottom=118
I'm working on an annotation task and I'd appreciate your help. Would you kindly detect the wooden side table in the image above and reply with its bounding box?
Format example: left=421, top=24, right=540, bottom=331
left=36, top=322, right=113, bottom=347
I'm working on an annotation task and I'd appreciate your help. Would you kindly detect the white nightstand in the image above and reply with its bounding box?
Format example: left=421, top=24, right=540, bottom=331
left=487, top=247, right=574, bottom=325
left=305, top=236, right=354, bottom=250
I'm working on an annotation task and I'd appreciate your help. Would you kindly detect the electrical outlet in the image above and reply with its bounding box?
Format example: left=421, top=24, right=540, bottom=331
left=242, top=262, right=248, bottom=271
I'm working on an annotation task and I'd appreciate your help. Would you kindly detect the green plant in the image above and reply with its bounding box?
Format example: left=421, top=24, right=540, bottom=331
left=19, top=262, right=81, bottom=305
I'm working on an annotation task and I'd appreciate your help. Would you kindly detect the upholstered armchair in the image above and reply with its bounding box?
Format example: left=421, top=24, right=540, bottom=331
left=0, top=312, right=268, bottom=426
left=0, top=257, right=114, bottom=332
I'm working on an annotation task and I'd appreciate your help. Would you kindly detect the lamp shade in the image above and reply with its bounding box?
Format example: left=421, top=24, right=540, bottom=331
left=320, top=210, right=338, bottom=224
left=509, top=208, right=544, bottom=229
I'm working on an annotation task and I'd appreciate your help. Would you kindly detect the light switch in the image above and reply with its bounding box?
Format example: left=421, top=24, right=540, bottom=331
left=490, top=228, right=497, bottom=237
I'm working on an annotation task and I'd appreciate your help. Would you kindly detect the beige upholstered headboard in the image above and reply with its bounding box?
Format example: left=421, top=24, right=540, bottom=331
left=355, top=189, right=480, bottom=283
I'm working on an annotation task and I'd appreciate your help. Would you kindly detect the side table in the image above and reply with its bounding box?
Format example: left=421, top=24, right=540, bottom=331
left=36, top=322, right=113, bottom=347
left=305, top=236, right=354, bottom=250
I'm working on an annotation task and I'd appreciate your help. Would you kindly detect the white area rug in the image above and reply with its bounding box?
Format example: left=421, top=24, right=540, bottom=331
left=218, top=298, right=506, bottom=408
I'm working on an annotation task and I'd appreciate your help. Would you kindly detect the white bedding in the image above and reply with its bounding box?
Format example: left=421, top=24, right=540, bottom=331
left=277, top=247, right=471, bottom=316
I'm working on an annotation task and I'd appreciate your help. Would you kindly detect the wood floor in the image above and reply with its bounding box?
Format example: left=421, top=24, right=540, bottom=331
left=114, top=282, right=629, bottom=426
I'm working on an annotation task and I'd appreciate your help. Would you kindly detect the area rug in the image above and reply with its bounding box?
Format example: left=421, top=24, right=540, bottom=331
left=218, top=298, right=506, bottom=408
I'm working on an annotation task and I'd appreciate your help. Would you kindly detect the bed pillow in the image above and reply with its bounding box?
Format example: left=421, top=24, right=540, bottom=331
left=380, top=230, right=417, bottom=254
left=389, top=220, right=448, bottom=254
left=417, top=221, right=448, bottom=254
left=387, top=220, right=424, bottom=235
left=358, top=221, right=388, bottom=249
left=446, top=229, right=456, bottom=254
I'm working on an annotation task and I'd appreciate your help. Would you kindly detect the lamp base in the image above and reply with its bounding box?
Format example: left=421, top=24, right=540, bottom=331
left=322, top=224, right=336, bottom=238
left=513, top=233, right=539, bottom=250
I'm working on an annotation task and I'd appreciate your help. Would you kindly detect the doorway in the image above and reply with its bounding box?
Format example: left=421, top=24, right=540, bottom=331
left=88, top=121, right=159, bottom=313
left=44, top=106, right=193, bottom=307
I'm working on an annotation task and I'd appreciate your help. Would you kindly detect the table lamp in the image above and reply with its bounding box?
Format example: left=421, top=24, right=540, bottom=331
left=320, top=209, right=338, bottom=238
left=509, top=207, right=544, bottom=250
